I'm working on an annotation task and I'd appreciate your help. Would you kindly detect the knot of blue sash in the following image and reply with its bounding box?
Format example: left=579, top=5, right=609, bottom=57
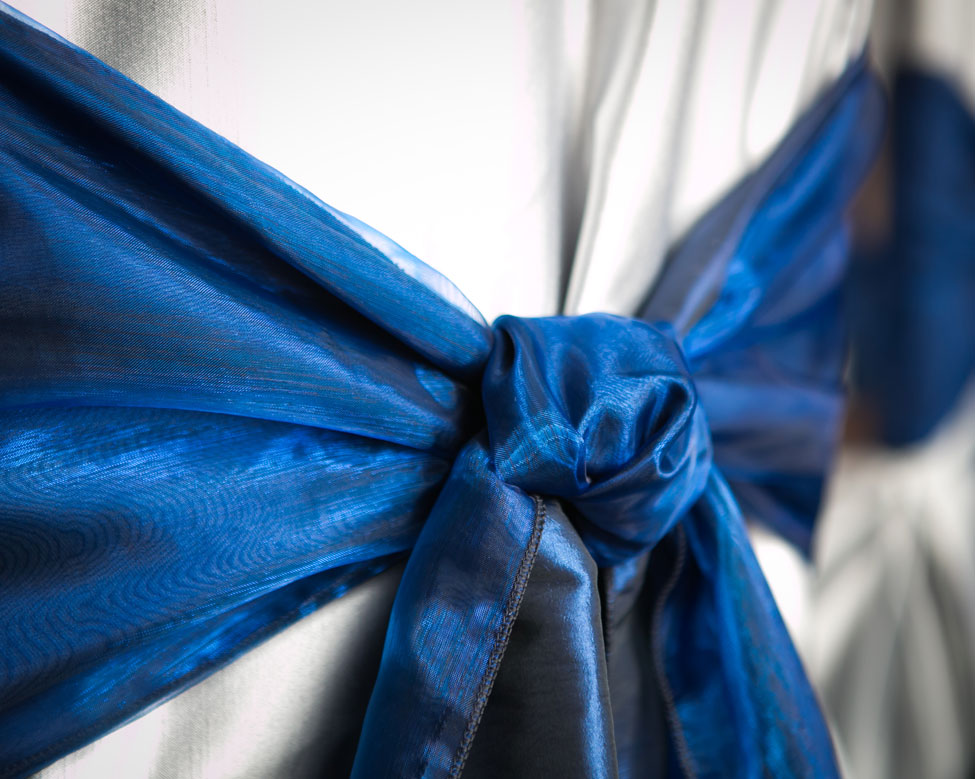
left=0, top=7, right=887, bottom=775
left=484, top=314, right=711, bottom=566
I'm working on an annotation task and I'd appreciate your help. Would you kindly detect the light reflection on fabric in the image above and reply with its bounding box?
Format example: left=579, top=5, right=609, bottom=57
left=0, top=4, right=883, bottom=776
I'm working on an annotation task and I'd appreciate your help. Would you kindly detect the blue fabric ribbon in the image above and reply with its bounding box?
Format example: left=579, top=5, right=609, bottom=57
left=486, top=315, right=711, bottom=565
left=849, top=69, right=975, bottom=445
left=0, top=5, right=884, bottom=776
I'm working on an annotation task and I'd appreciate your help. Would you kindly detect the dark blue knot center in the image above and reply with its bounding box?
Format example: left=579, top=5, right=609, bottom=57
left=483, top=313, right=712, bottom=565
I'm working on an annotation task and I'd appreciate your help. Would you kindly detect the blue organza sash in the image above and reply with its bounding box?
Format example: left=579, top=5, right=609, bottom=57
left=0, top=5, right=883, bottom=777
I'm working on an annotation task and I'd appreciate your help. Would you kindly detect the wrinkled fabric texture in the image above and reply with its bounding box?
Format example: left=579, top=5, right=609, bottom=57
left=0, top=4, right=882, bottom=777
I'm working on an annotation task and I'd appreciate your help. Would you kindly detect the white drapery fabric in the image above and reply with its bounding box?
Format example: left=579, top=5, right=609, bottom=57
left=809, top=385, right=975, bottom=779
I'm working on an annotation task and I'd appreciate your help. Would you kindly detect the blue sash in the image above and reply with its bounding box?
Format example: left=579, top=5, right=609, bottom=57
left=0, top=5, right=883, bottom=777
left=849, top=69, right=975, bottom=445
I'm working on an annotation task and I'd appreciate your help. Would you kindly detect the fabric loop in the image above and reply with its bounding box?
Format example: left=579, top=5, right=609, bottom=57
left=0, top=9, right=885, bottom=772
left=483, top=314, right=712, bottom=566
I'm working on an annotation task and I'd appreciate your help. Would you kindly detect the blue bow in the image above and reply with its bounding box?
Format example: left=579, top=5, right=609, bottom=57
left=0, top=5, right=884, bottom=777
left=486, top=315, right=711, bottom=565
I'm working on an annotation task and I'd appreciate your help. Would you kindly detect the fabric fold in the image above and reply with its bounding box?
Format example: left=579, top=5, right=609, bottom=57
left=0, top=4, right=882, bottom=776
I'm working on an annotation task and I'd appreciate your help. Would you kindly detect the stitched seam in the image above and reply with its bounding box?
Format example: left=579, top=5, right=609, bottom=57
left=651, top=525, right=698, bottom=779
left=446, top=495, right=547, bottom=778
left=601, top=567, right=615, bottom=661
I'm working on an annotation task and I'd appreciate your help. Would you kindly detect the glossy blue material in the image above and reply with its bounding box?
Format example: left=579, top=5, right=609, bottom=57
left=486, top=315, right=711, bottom=566
left=849, top=70, right=975, bottom=445
left=0, top=4, right=883, bottom=776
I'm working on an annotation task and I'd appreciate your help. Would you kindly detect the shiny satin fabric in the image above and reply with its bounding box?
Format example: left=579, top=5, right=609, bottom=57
left=0, top=5, right=883, bottom=777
